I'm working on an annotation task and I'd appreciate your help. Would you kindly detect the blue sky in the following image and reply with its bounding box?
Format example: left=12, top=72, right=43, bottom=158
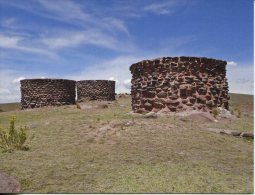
left=0, top=0, right=253, bottom=103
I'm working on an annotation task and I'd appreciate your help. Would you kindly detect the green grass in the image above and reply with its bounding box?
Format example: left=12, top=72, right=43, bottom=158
left=0, top=94, right=253, bottom=193
left=205, top=93, right=254, bottom=132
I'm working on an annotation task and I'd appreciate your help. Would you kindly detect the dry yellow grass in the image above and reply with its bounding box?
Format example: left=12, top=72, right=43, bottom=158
left=0, top=94, right=253, bottom=193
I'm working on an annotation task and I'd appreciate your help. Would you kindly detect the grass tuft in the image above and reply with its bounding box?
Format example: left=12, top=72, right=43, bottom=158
left=76, top=103, right=81, bottom=109
left=211, top=107, right=219, bottom=118
left=0, top=116, right=29, bottom=152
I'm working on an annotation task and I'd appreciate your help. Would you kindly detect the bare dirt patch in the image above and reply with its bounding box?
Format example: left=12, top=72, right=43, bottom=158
left=0, top=172, right=21, bottom=193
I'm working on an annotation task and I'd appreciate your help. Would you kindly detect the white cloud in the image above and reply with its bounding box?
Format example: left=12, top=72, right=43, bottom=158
left=0, top=34, right=21, bottom=47
left=123, top=79, right=131, bottom=90
left=0, top=88, right=11, bottom=95
left=144, top=0, right=187, bottom=15
left=227, top=65, right=253, bottom=95
left=0, top=34, right=56, bottom=57
left=1, top=0, right=129, bottom=35
left=67, top=55, right=144, bottom=93
left=35, top=0, right=91, bottom=22
left=0, top=17, right=16, bottom=28
left=102, top=17, right=130, bottom=36
left=227, top=61, right=238, bottom=66
left=0, top=0, right=90, bottom=25
left=0, top=70, right=21, bottom=103
left=32, top=0, right=130, bottom=35
left=0, top=69, right=56, bottom=103
left=12, top=77, right=26, bottom=83
left=41, top=30, right=117, bottom=50
left=108, top=77, right=120, bottom=85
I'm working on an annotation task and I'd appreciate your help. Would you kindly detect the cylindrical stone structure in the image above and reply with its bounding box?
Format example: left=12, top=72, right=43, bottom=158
left=20, top=79, right=76, bottom=109
left=76, top=80, right=115, bottom=101
left=129, top=56, right=229, bottom=113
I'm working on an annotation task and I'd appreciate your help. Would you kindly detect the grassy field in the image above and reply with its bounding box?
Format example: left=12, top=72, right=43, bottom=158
left=0, top=102, right=20, bottom=112
left=0, top=93, right=253, bottom=193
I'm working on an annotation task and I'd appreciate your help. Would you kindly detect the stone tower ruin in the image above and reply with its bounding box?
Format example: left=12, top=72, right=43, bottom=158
left=20, top=79, right=76, bottom=109
left=129, top=56, right=229, bottom=113
left=76, top=80, right=115, bottom=101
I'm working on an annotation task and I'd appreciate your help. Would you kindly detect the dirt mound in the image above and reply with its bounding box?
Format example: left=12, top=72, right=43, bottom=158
left=0, top=172, right=21, bottom=193
left=97, top=120, right=136, bottom=136
left=78, top=102, right=112, bottom=110
left=176, top=111, right=217, bottom=123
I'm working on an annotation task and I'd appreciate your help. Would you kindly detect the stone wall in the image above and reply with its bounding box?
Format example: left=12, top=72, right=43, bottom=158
left=20, top=79, right=76, bottom=109
left=130, top=56, right=229, bottom=113
left=77, top=80, right=115, bottom=101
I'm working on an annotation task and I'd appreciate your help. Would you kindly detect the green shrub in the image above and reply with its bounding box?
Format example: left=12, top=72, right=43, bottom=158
left=232, top=107, right=242, bottom=118
left=0, top=116, right=28, bottom=152
left=76, top=103, right=81, bottom=109
left=236, top=108, right=242, bottom=118
left=212, top=107, right=219, bottom=118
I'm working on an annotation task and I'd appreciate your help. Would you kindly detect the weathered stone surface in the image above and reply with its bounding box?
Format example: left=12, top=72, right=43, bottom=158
left=144, top=102, right=152, bottom=110
left=153, top=102, right=165, bottom=109
left=130, top=56, right=229, bottom=113
left=167, top=99, right=180, bottom=106
left=20, top=79, right=76, bottom=109
left=170, top=94, right=179, bottom=100
left=157, top=91, right=167, bottom=98
left=77, top=80, right=115, bottom=101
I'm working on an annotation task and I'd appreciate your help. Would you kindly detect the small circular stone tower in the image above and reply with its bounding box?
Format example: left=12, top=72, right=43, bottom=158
left=129, top=56, right=229, bottom=113
left=20, top=79, right=76, bottom=109
left=76, top=80, right=115, bottom=101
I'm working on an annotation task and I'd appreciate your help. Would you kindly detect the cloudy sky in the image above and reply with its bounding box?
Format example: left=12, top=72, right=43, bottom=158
left=0, top=0, right=253, bottom=103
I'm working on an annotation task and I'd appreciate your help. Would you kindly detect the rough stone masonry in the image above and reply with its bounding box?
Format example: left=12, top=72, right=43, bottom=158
left=20, top=79, right=76, bottom=109
left=129, top=56, right=229, bottom=113
left=77, top=80, right=115, bottom=101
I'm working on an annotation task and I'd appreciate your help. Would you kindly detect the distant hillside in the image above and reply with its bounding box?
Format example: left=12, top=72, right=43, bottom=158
left=0, top=102, right=20, bottom=112
left=229, top=93, right=253, bottom=105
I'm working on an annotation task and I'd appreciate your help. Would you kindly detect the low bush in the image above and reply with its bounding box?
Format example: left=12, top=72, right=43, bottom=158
left=76, top=103, right=81, bottom=109
left=212, top=107, right=219, bottom=118
left=0, top=116, right=28, bottom=152
left=236, top=108, right=242, bottom=118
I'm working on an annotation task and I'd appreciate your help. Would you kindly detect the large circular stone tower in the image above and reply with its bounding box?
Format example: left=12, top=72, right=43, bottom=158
left=76, top=80, right=115, bottom=101
left=129, top=56, right=229, bottom=113
left=20, top=79, right=76, bottom=109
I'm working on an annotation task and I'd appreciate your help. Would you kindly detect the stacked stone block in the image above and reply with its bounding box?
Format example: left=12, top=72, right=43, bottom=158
left=20, top=79, right=76, bottom=109
left=130, top=56, right=229, bottom=113
left=77, top=80, right=115, bottom=101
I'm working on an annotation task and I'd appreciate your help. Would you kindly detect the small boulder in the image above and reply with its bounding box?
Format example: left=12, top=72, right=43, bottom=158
left=157, top=91, right=167, bottom=98
left=240, top=132, right=254, bottom=139
left=144, top=111, right=157, bottom=118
